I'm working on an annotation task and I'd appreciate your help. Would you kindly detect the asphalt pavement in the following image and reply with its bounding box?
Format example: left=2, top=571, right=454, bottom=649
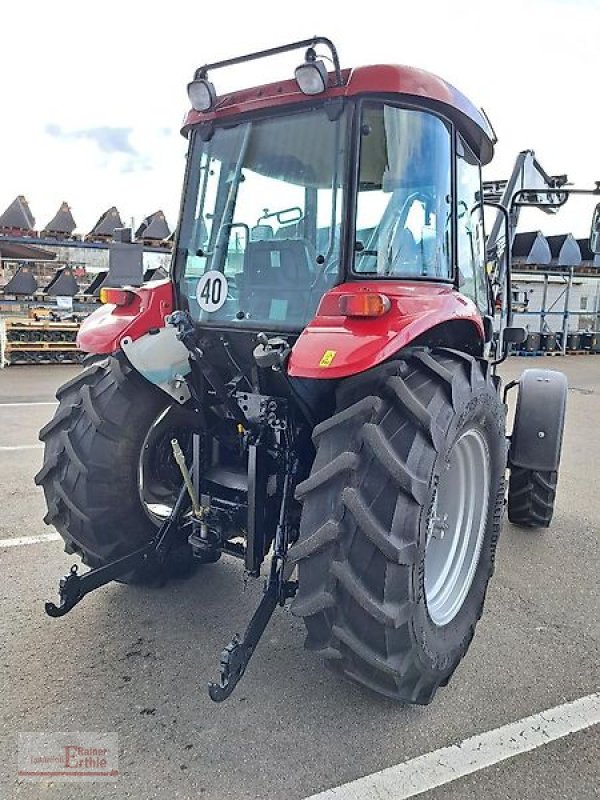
left=0, top=358, right=598, bottom=799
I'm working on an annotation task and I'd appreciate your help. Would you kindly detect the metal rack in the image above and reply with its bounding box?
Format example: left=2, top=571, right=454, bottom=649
left=0, top=318, right=83, bottom=366
left=510, top=266, right=600, bottom=355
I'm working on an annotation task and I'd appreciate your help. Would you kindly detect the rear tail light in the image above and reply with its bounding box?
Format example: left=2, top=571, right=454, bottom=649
left=99, top=288, right=136, bottom=306
left=319, top=292, right=391, bottom=318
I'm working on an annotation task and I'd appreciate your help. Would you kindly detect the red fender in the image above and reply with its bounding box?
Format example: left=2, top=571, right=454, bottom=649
left=77, top=279, right=175, bottom=354
left=287, top=282, right=484, bottom=379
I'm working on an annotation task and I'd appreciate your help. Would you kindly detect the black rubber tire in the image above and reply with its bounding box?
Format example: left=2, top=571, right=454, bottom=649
left=507, top=467, right=557, bottom=528
left=35, top=354, right=197, bottom=580
left=290, top=348, right=507, bottom=704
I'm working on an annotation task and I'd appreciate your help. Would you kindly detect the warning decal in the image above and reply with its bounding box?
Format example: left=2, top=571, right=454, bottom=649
left=319, top=350, right=337, bottom=367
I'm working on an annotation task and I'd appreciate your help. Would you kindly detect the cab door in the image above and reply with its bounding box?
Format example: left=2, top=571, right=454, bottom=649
left=456, top=135, right=489, bottom=314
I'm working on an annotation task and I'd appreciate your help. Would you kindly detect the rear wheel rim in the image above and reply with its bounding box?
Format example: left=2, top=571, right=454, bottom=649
left=424, top=427, right=490, bottom=627
left=138, top=407, right=192, bottom=525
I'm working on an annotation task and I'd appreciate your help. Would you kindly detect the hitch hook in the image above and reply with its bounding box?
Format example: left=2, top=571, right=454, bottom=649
left=208, top=635, right=251, bottom=702
left=45, top=564, right=82, bottom=617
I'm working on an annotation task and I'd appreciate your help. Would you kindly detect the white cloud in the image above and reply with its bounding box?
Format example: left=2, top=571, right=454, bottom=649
left=1, top=0, right=598, bottom=237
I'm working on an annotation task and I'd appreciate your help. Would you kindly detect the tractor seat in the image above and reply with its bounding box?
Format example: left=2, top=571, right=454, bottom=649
left=250, top=224, right=274, bottom=240
left=274, top=222, right=301, bottom=239
left=240, top=238, right=315, bottom=324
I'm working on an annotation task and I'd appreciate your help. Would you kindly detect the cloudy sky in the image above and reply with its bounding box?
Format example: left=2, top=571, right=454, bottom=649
left=1, top=0, right=598, bottom=238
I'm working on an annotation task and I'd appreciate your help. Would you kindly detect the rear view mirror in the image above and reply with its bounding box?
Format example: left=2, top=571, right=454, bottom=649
left=589, top=202, right=600, bottom=254
left=257, top=206, right=303, bottom=227
left=503, top=326, right=527, bottom=345
left=276, top=207, right=303, bottom=226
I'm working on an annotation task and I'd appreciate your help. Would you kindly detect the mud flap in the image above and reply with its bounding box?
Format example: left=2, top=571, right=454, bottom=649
left=509, top=368, right=567, bottom=472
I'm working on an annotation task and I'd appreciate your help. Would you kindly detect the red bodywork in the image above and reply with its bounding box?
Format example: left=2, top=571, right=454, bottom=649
left=181, top=64, right=494, bottom=164
left=77, top=280, right=174, bottom=354
left=288, top=283, right=483, bottom=379
left=80, top=279, right=483, bottom=377
left=79, top=63, right=490, bottom=370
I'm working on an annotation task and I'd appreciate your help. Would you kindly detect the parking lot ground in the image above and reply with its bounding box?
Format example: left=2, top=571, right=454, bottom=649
left=0, top=356, right=598, bottom=800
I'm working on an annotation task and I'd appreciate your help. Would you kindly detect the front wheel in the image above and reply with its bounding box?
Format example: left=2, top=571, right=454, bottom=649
left=290, top=348, right=507, bottom=703
left=507, top=467, right=557, bottom=528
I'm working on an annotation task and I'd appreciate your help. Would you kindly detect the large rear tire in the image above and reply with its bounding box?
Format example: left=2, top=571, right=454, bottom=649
left=290, top=348, right=507, bottom=703
left=35, top=355, right=198, bottom=580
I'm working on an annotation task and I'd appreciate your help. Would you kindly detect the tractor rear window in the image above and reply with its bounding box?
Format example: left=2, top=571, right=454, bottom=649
left=179, top=107, right=348, bottom=330
left=353, top=104, right=452, bottom=280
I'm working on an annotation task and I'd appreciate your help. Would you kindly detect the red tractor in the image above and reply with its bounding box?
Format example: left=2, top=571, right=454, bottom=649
left=37, top=38, right=598, bottom=703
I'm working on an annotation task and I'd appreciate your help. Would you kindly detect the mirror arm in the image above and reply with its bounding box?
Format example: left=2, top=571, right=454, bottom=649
left=483, top=201, right=513, bottom=367
left=590, top=200, right=600, bottom=255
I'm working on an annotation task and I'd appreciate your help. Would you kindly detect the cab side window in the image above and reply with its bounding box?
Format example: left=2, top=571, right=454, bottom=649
left=456, top=136, right=488, bottom=313
left=354, top=104, right=452, bottom=279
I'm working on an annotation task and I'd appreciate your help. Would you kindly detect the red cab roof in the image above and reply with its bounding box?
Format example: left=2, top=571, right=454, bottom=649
left=181, top=64, right=495, bottom=164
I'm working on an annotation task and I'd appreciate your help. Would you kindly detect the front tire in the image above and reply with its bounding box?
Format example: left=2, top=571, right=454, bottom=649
left=507, top=467, right=557, bottom=528
left=290, top=349, right=507, bottom=703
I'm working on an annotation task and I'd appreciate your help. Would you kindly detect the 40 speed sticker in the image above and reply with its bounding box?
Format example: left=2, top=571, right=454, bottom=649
left=196, top=270, right=228, bottom=312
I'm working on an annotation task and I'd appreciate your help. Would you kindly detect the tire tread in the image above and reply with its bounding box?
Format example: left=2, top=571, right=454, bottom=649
left=291, top=348, right=506, bottom=704
left=35, top=355, right=174, bottom=572
left=508, top=467, right=557, bottom=528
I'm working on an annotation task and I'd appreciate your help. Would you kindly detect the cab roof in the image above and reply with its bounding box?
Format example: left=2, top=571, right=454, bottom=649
left=181, top=64, right=495, bottom=165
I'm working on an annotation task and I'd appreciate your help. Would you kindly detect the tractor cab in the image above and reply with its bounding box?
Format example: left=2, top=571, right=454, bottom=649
left=175, top=39, right=495, bottom=362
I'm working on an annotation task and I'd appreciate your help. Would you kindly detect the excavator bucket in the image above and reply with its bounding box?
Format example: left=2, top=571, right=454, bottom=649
left=44, top=267, right=80, bottom=297
left=107, top=241, right=143, bottom=286
left=2, top=266, right=39, bottom=295
left=546, top=234, right=582, bottom=267
left=143, top=266, right=169, bottom=281
left=42, top=202, right=77, bottom=239
left=0, top=196, right=36, bottom=236
left=512, top=231, right=552, bottom=266
left=85, top=270, right=109, bottom=296
left=135, top=210, right=171, bottom=241
left=85, top=207, right=124, bottom=241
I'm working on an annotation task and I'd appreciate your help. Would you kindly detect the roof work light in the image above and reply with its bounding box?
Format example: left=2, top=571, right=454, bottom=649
left=295, top=48, right=328, bottom=95
left=187, top=75, right=217, bottom=112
